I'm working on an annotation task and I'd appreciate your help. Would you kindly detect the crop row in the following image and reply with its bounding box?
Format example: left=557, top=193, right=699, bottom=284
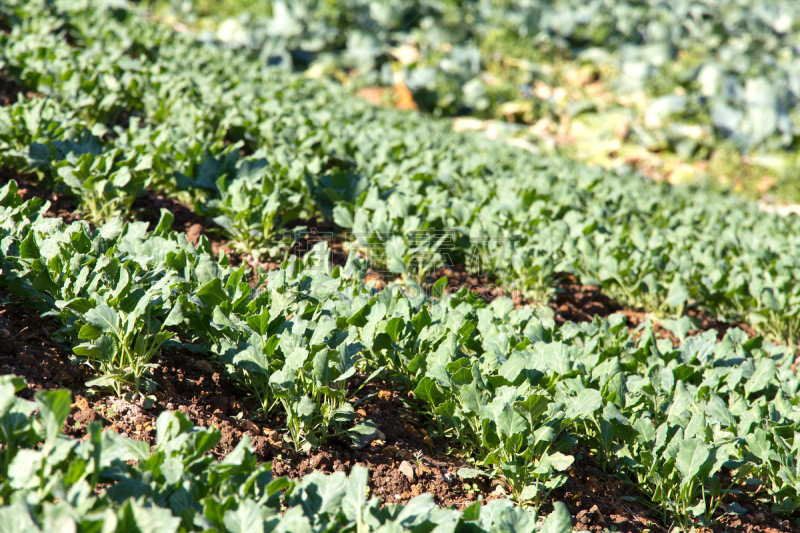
left=3, top=0, right=800, bottom=344
left=0, top=375, right=572, bottom=532
left=2, top=1, right=800, bottom=528
left=2, top=182, right=799, bottom=529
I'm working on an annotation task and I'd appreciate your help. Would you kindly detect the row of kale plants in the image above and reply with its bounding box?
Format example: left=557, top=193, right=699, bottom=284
left=0, top=374, right=573, bottom=532
left=3, top=0, right=800, bottom=346
left=2, top=181, right=799, bottom=529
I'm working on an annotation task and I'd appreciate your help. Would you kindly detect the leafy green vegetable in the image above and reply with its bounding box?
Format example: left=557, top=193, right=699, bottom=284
left=0, top=376, right=571, bottom=533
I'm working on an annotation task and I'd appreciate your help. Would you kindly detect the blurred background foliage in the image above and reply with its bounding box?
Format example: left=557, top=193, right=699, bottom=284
left=143, top=0, right=800, bottom=204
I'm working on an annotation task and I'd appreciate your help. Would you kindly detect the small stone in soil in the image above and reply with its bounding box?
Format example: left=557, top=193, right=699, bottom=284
left=399, top=461, right=415, bottom=483
left=16, top=351, right=37, bottom=367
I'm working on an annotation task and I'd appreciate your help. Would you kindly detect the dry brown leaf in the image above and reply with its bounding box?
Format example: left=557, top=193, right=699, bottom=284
left=758, top=175, right=777, bottom=194
left=378, top=390, right=393, bottom=401
left=356, top=87, right=388, bottom=106
left=393, top=81, right=419, bottom=111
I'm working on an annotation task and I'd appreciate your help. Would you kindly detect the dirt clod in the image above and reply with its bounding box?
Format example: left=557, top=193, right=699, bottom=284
left=399, top=460, right=416, bottom=483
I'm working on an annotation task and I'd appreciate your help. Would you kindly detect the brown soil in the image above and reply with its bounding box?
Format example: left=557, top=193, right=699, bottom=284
left=554, top=454, right=666, bottom=533
left=0, top=71, right=35, bottom=106
left=131, top=188, right=210, bottom=238
left=554, top=452, right=799, bottom=533
left=549, top=274, right=759, bottom=345
left=550, top=274, right=622, bottom=324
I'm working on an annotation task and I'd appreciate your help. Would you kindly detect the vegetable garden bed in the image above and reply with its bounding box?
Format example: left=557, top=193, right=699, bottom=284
left=3, top=2, right=800, bottom=532
left=2, top=283, right=796, bottom=533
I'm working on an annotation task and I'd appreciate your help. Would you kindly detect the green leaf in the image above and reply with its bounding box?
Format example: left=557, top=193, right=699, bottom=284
left=197, top=278, right=228, bottom=307
left=432, top=276, right=448, bottom=298
left=498, top=353, right=527, bottom=384
left=34, top=389, right=71, bottom=444
left=84, top=305, right=121, bottom=338
left=293, top=471, right=347, bottom=517
left=296, top=396, right=316, bottom=419
left=313, top=349, right=331, bottom=385
left=384, top=317, right=405, bottom=342
left=387, top=256, right=407, bottom=274
left=661, top=316, right=692, bottom=341
left=566, top=389, right=602, bottom=420
left=247, top=309, right=271, bottom=336
left=411, top=306, right=431, bottom=333
left=548, top=452, right=574, bottom=472
left=676, top=438, right=711, bottom=482
left=154, top=209, right=174, bottom=234
left=163, top=299, right=187, bottom=327
left=744, top=428, right=772, bottom=463
left=457, top=467, right=486, bottom=479
left=85, top=374, right=125, bottom=389
left=494, top=402, right=526, bottom=438
left=414, top=377, right=445, bottom=406
left=395, top=494, right=436, bottom=523
left=665, top=280, right=689, bottom=309
left=309, top=317, right=336, bottom=347
left=159, top=456, right=184, bottom=486
left=130, top=499, right=182, bottom=533
left=332, top=205, right=354, bottom=228
left=341, top=465, right=369, bottom=523
left=0, top=375, right=26, bottom=397
left=346, top=421, right=380, bottom=449
left=538, top=342, right=572, bottom=375
left=744, top=358, right=776, bottom=397
left=0, top=501, right=39, bottom=532
left=104, top=430, right=150, bottom=463
left=704, top=393, right=735, bottom=428
left=19, top=232, right=39, bottom=260
left=541, top=501, right=572, bottom=533
left=78, top=323, right=103, bottom=341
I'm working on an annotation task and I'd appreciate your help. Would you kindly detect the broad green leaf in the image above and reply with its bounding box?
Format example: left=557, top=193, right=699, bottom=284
left=130, top=499, right=182, bottom=533
left=197, top=278, right=228, bottom=307
left=541, top=501, right=572, bottom=533
left=163, top=298, right=187, bottom=327
left=538, top=342, right=572, bottom=375
left=745, top=358, right=776, bottom=397
left=565, top=389, right=602, bottom=420
left=457, top=468, right=486, bottom=479
left=34, top=389, right=71, bottom=444
left=84, top=305, right=121, bottom=338
left=676, top=438, right=711, bottom=482
left=104, top=430, right=150, bottom=463
left=341, top=465, right=369, bottom=523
